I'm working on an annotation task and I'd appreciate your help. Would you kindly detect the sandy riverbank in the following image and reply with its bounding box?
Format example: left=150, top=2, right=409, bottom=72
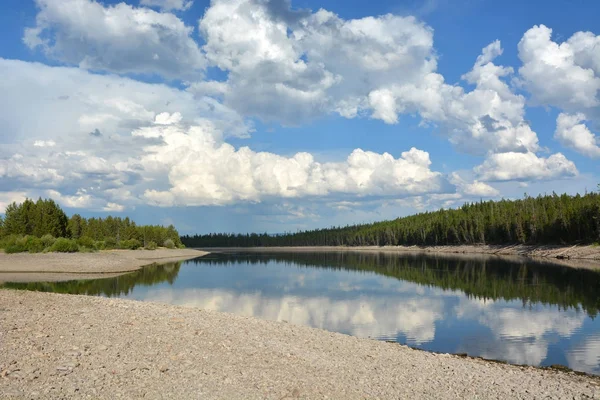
left=202, top=244, right=600, bottom=269
left=0, top=249, right=208, bottom=283
left=1, top=290, right=598, bottom=399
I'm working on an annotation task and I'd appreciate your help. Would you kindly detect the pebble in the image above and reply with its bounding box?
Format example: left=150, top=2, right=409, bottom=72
left=1, top=289, right=598, bottom=400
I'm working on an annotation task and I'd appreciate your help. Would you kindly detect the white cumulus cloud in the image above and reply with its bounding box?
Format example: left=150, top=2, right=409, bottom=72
left=24, top=0, right=205, bottom=79
left=555, top=113, right=600, bottom=158
left=138, top=122, right=451, bottom=206
left=0, top=59, right=454, bottom=210
left=199, top=1, right=541, bottom=156
left=474, top=152, right=578, bottom=182
left=518, top=25, right=600, bottom=119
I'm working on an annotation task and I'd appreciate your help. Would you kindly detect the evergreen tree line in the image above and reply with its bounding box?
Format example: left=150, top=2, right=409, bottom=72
left=0, top=198, right=183, bottom=253
left=182, top=192, right=600, bottom=248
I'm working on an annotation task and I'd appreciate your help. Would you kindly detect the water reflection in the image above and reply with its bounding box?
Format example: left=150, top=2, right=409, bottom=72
left=4, top=251, right=600, bottom=374
left=2, top=262, right=182, bottom=297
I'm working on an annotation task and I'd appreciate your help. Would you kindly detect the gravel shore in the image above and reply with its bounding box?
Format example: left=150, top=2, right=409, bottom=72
left=0, top=249, right=208, bottom=282
left=1, top=290, right=598, bottom=399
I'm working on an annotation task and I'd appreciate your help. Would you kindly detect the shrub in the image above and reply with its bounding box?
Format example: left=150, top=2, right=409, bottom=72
left=145, top=241, right=157, bottom=250
left=4, top=243, right=27, bottom=254
left=22, top=236, right=44, bottom=253
left=177, top=243, right=186, bottom=249
left=120, top=239, right=142, bottom=250
left=77, top=236, right=95, bottom=249
left=95, top=241, right=106, bottom=250
left=49, top=238, right=79, bottom=253
left=3, top=236, right=43, bottom=253
left=41, top=234, right=56, bottom=248
left=163, top=239, right=175, bottom=249
left=0, top=234, right=21, bottom=249
left=104, top=237, right=117, bottom=249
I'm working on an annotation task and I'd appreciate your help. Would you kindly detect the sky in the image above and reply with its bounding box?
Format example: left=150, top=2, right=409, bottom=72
left=0, top=0, right=599, bottom=234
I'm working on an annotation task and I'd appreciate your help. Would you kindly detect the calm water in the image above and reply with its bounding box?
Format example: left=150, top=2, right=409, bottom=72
left=5, top=251, right=600, bottom=374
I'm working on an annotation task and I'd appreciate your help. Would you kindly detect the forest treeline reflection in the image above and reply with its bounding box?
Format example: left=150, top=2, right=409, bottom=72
left=2, top=262, right=182, bottom=297
left=5, top=252, right=600, bottom=317
left=192, top=252, right=600, bottom=317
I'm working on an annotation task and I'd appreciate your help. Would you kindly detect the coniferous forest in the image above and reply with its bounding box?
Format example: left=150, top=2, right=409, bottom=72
left=181, top=192, right=600, bottom=248
left=0, top=198, right=183, bottom=253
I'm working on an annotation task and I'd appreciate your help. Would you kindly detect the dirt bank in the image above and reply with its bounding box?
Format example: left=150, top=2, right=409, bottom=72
left=0, top=290, right=597, bottom=399
left=201, top=244, right=600, bottom=269
left=0, top=249, right=208, bottom=283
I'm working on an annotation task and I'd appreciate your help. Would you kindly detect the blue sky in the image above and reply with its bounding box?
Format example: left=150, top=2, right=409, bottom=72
left=0, top=0, right=599, bottom=234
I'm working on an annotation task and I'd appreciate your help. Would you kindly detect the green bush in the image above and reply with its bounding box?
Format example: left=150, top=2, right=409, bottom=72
left=104, top=237, right=117, bottom=249
left=177, top=243, right=186, bottom=249
left=40, top=234, right=56, bottom=248
left=120, top=239, right=142, bottom=250
left=145, top=241, right=157, bottom=250
left=4, top=243, right=27, bottom=253
left=22, top=236, right=44, bottom=253
left=0, top=234, right=21, bottom=249
left=3, top=235, right=44, bottom=253
left=49, top=238, right=79, bottom=253
left=163, top=239, right=175, bottom=249
left=77, top=236, right=96, bottom=249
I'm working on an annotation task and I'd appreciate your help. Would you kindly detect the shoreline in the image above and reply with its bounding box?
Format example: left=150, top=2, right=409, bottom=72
left=0, top=249, right=208, bottom=283
left=199, top=244, right=600, bottom=269
left=1, top=289, right=598, bottom=399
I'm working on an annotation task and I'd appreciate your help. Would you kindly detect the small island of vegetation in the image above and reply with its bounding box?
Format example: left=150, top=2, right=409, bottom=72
left=0, top=198, right=183, bottom=253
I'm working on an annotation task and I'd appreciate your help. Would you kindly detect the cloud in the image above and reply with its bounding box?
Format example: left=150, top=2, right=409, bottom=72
left=454, top=297, right=586, bottom=366
left=199, top=0, right=436, bottom=125
left=450, top=173, right=499, bottom=197
left=0, top=59, right=453, bottom=210
left=199, top=2, right=540, bottom=155
left=5, top=2, right=595, bottom=214
left=0, top=192, right=28, bottom=212
left=24, top=0, right=205, bottom=79
left=566, top=337, right=600, bottom=375
left=45, top=189, right=93, bottom=208
left=44, top=189, right=125, bottom=212
left=138, top=287, right=444, bottom=344
left=395, top=40, right=540, bottom=155
left=0, top=153, right=66, bottom=188
left=33, top=140, right=56, bottom=147
left=555, top=113, right=600, bottom=158
left=155, top=111, right=183, bottom=125
left=139, top=121, right=452, bottom=206
left=0, top=58, right=251, bottom=144
left=139, top=0, right=193, bottom=12
left=474, top=152, right=578, bottom=182
left=104, top=202, right=126, bottom=212
left=518, top=25, right=600, bottom=114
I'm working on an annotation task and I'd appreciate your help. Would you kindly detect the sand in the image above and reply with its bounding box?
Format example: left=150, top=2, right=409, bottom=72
left=0, top=249, right=208, bottom=282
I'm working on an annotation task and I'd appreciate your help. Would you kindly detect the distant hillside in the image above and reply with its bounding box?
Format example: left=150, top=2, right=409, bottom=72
left=182, top=192, right=600, bottom=247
